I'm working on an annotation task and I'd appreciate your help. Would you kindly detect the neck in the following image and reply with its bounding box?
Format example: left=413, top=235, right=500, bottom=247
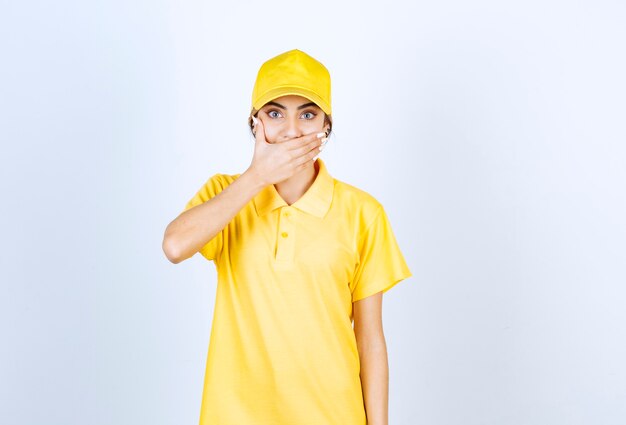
left=274, top=160, right=319, bottom=206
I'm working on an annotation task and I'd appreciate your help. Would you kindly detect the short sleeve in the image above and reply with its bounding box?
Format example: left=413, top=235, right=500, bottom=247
left=350, top=206, right=413, bottom=302
left=181, top=173, right=228, bottom=262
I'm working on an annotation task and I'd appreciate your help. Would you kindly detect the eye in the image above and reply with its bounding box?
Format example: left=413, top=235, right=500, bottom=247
left=302, top=111, right=316, bottom=120
left=267, top=110, right=282, bottom=118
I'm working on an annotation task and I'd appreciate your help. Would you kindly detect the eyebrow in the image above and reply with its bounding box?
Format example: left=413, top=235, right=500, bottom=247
left=264, top=101, right=319, bottom=110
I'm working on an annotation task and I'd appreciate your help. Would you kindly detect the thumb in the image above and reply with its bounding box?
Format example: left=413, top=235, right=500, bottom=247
left=253, top=116, right=268, bottom=145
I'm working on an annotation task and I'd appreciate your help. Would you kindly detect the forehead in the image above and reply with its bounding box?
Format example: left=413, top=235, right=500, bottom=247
left=263, top=94, right=321, bottom=109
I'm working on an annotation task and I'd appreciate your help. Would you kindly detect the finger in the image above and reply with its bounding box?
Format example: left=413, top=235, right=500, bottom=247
left=254, top=117, right=267, bottom=145
left=291, top=135, right=325, bottom=158
left=294, top=141, right=324, bottom=166
left=294, top=150, right=320, bottom=172
left=282, top=131, right=325, bottom=150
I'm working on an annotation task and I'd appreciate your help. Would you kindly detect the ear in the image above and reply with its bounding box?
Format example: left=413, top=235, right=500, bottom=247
left=323, top=116, right=332, bottom=136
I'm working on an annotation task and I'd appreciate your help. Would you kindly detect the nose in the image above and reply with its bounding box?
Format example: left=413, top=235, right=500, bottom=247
left=282, top=116, right=302, bottom=140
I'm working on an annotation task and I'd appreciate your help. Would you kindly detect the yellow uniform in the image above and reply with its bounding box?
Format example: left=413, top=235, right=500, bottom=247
left=182, top=158, right=412, bottom=425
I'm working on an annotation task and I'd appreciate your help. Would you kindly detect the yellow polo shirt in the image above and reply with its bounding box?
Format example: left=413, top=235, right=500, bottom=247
left=182, top=158, right=412, bottom=425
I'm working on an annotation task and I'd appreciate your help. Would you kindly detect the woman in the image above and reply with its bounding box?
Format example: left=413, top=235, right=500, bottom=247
left=163, top=49, right=412, bottom=425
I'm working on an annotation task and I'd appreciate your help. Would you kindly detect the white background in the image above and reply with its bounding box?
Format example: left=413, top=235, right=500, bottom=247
left=1, top=0, right=625, bottom=424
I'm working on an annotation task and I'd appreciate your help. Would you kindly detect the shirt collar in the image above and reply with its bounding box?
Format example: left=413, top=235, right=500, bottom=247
left=253, top=158, right=334, bottom=218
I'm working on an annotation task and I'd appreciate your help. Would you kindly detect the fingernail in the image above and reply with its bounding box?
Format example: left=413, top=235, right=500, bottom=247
left=319, top=144, right=325, bottom=152
left=313, top=154, right=319, bottom=161
left=252, top=116, right=258, bottom=125
left=316, top=132, right=325, bottom=138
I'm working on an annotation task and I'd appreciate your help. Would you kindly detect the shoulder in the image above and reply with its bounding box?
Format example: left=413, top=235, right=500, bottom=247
left=332, top=177, right=384, bottom=228
left=206, top=172, right=241, bottom=186
left=200, top=172, right=242, bottom=192
left=185, top=172, right=242, bottom=207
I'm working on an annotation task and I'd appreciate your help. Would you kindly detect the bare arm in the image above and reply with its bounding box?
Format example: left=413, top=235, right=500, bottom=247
left=162, top=168, right=266, bottom=264
left=353, top=291, right=388, bottom=425
left=163, top=116, right=324, bottom=264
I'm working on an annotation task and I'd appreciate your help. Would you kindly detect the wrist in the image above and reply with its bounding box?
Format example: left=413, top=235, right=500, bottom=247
left=242, top=166, right=268, bottom=192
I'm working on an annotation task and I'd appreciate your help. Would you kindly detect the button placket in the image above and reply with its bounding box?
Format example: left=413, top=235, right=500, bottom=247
left=276, top=207, right=295, bottom=263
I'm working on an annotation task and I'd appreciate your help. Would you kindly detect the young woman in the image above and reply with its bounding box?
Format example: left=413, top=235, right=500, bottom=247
left=163, top=49, right=412, bottom=425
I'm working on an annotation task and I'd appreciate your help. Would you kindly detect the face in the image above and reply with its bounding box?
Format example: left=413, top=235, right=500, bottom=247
left=256, top=95, right=328, bottom=144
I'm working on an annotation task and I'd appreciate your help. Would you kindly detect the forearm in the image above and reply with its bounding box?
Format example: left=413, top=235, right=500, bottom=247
left=163, top=168, right=266, bottom=263
left=357, top=336, right=389, bottom=425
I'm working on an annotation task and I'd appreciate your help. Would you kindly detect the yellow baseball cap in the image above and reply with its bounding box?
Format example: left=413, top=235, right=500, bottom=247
left=251, top=49, right=332, bottom=116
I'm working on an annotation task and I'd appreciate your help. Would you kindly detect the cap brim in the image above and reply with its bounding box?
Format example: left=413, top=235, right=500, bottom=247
left=252, top=86, right=331, bottom=115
